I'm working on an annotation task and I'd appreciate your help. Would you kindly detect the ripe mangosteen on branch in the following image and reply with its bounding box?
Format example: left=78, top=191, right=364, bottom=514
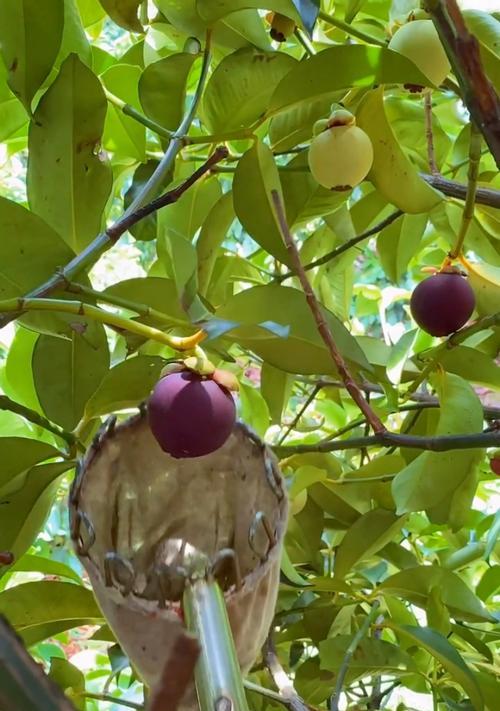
left=410, top=270, right=476, bottom=337
left=148, top=366, right=237, bottom=459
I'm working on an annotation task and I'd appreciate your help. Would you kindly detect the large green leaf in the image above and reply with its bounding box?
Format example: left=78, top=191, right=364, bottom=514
left=334, top=509, right=406, bottom=579
left=268, top=46, right=432, bottom=115
left=98, top=0, right=143, bottom=32
left=84, top=355, right=164, bottom=418
left=0, top=438, right=61, bottom=490
left=32, top=326, right=110, bottom=431
left=197, top=0, right=302, bottom=26
left=357, top=88, right=443, bottom=213
left=139, top=53, right=196, bottom=132
left=103, top=277, right=189, bottom=325
left=391, top=625, right=484, bottom=711
left=101, top=63, right=145, bottom=161
left=196, top=191, right=235, bottom=296
left=27, top=54, right=112, bottom=252
left=320, top=635, right=417, bottom=677
left=0, top=63, right=28, bottom=142
left=380, top=567, right=493, bottom=623
left=232, top=141, right=290, bottom=265
left=216, top=284, right=372, bottom=375
left=6, top=554, right=82, bottom=585
left=0, top=581, right=103, bottom=646
left=49, top=658, right=86, bottom=711
left=392, top=373, right=483, bottom=518
left=269, top=97, right=334, bottom=152
left=202, top=48, right=296, bottom=133
left=377, top=212, right=428, bottom=283
left=0, top=0, right=64, bottom=112
left=463, top=11, right=500, bottom=93
left=4, top=327, right=41, bottom=412
left=238, top=382, right=270, bottom=437
left=0, top=461, right=72, bottom=562
left=437, top=346, right=500, bottom=389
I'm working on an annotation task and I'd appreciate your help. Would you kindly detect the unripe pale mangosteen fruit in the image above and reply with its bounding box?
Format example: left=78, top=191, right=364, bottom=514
left=410, top=272, right=475, bottom=337
left=308, top=111, right=373, bottom=190
left=388, top=19, right=451, bottom=87
left=267, top=12, right=296, bottom=42
left=148, top=370, right=236, bottom=458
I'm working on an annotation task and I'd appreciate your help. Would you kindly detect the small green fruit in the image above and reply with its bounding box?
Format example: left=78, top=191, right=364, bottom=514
left=388, top=19, right=450, bottom=87
left=308, top=123, right=373, bottom=190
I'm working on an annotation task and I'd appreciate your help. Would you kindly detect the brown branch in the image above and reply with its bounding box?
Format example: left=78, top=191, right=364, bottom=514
left=270, top=190, right=386, bottom=434
left=264, top=636, right=310, bottom=711
left=421, top=173, right=500, bottom=208
left=147, top=633, right=200, bottom=711
left=274, top=429, right=500, bottom=457
left=278, top=384, right=321, bottom=445
left=276, top=210, right=403, bottom=281
left=425, top=0, right=500, bottom=168
left=0, top=147, right=227, bottom=329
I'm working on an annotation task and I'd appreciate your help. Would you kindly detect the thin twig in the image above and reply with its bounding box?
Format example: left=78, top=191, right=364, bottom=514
left=147, top=633, right=200, bottom=711
left=424, top=91, right=439, bottom=174
left=264, top=635, right=310, bottom=711
left=449, top=122, right=482, bottom=259
left=270, top=189, right=386, bottom=434
left=278, top=384, right=321, bottom=445
left=294, top=27, right=316, bottom=57
left=318, top=10, right=385, bottom=46
left=425, top=0, right=500, bottom=168
left=274, top=429, right=500, bottom=457
left=276, top=210, right=403, bottom=281
left=0, top=31, right=213, bottom=331
left=104, top=88, right=174, bottom=141
left=329, top=602, right=381, bottom=711
left=0, top=395, right=75, bottom=446
left=81, top=692, right=143, bottom=709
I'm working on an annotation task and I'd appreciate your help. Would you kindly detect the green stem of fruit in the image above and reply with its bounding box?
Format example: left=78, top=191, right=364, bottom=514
left=293, top=27, right=316, bottom=57
left=0, top=298, right=205, bottom=352
left=243, top=681, right=292, bottom=709
left=103, top=88, right=174, bottom=141
left=318, top=10, right=386, bottom=47
left=66, top=282, right=187, bottom=328
left=183, top=126, right=257, bottom=145
left=449, top=122, right=482, bottom=259
left=271, top=189, right=387, bottom=435
left=0, top=394, right=76, bottom=447
left=424, top=90, right=439, bottom=174
left=329, top=601, right=381, bottom=711
left=79, top=692, right=143, bottom=710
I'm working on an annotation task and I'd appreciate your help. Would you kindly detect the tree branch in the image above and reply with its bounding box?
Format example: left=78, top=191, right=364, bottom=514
left=270, top=190, right=386, bottom=434
left=0, top=395, right=75, bottom=447
left=421, top=173, right=500, bottom=208
left=424, top=91, right=439, bottom=174
left=274, top=429, right=500, bottom=458
left=264, top=636, right=310, bottom=711
left=0, top=31, right=214, bottom=331
left=449, top=122, right=482, bottom=259
left=425, top=0, right=500, bottom=168
left=330, top=602, right=381, bottom=711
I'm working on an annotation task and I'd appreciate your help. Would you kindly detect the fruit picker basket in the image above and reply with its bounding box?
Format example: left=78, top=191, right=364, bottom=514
left=68, top=367, right=288, bottom=709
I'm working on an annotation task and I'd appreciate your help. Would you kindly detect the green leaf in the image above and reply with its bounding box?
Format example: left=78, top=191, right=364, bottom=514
left=7, top=554, right=82, bottom=585
left=0, top=461, right=73, bottom=562
left=0, top=0, right=64, bottom=111
left=280, top=546, right=311, bottom=587
left=477, top=565, right=500, bottom=601
left=101, top=63, right=145, bottom=161
left=463, top=11, right=500, bottom=93
left=269, top=97, right=333, bottom=153
left=484, top=510, right=500, bottom=561
left=391, top=625, right=484, bottom=711
left=196, top=192, right=235, bottom=297
left=238, top=381, right=270, bottom=437
left=438, top=346, right=500, bottom=389
left=49, top=658, right=86, bottom=711
left=98, top=0, right=143, bottom=31
left=357, top=88, right=443, bottom=213
left=392, top=373, right=483, bottom=517
left=260, top=362, right=291, bottom=424
left=197, top=0, right=302, bottom=25
left=269, top=46, right=432, bottom=115
left=85, top=355, right=164, bottom=418
left=57, top=0, right=93, bottom=68
left=139, top=53, right=196, bottom=132
left=233, top=141, right=290, bottom=265
left=33, top=327, right=110, bottom=431
left=0, top=581, right=103, bottom=646
left=123, top=161, right=161, bottom=241
left=334, top=509, right=406, bottom=579
left=377, top=213, right=428, bottom=283
left=216, top=284, right=371, bottom=375
left=4, top=328, right=42, bottom=412
left=103, top=277, right=189, bottom=325
left=380, top=567, right=493, bottom=623
left=158, top=174, right=221, bottom=242
left=0, top=438, right=61, bottom=490
left=320, top=635, right=417, bottom=678
left=202, top=48, right=296, bottom=133
left=27, top=54, right=112, bottom=252
left=0, top=63, right=28, bottom=142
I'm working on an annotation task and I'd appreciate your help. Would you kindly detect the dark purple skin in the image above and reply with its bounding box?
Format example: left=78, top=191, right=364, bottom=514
left=148, top=371, right=236, bottom=458
left=410, top=272, right=475, bottom=337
